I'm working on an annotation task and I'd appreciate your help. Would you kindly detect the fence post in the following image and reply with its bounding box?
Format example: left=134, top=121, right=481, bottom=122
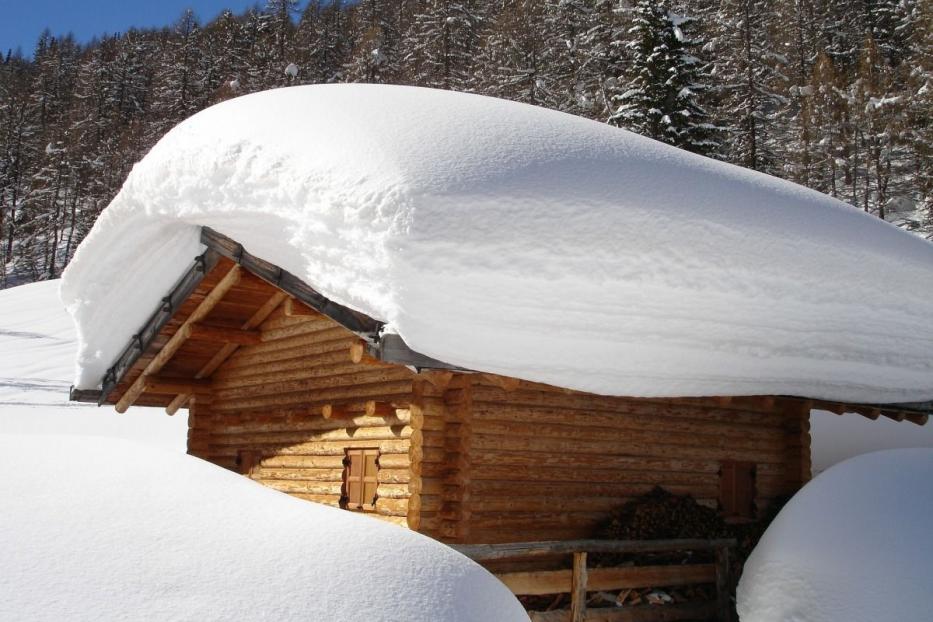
left=570, top=551, right=588, bottom=622
left=715, top=544, right=732, bottom=622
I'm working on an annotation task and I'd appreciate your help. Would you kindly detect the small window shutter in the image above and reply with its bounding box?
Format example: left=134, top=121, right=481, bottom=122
left=361, top=450, right=378, bottom=511
left=344, top=450, right=364, bottom=509
left=343, top=449, right=379, bottom=511
left=720, top=460, right=756, bottom=519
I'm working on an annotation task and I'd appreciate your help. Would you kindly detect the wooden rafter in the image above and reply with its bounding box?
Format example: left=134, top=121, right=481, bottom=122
left=165, top=290, right=289, bottom=415
left=115, top=264, right=242, bottom=413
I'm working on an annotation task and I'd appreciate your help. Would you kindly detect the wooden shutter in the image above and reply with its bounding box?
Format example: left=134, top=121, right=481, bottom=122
left=343, top=448, right=379, bottom=511
left=720, top=460, right=756, bottom=519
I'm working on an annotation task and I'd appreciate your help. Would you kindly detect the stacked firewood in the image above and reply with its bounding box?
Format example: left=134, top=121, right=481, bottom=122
left=597, top=487, right=730, bottom=542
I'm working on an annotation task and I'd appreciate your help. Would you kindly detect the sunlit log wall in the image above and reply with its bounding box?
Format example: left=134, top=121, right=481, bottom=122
left=186, top=303, right=416, bottom=526
left=186, top=300, right=811, bottom=541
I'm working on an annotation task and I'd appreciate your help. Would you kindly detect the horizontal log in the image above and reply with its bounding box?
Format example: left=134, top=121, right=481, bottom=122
left=214, top=368, right=411, bottom=402
left=254, top=467, right=344, bottom=481
left=206, top=424, right=412, bottom=446
left=376, top=483, right=410, bottom=499
left=376, top=497, right=410, bottom=516
left=213, top=354, right=364, bottom=383
left=472, top=403, right=785, bottom=438
left=208, top=438, right=410, bottom=456
left=378, top=453, right=411, bottom=469
left=377, top=468, right=411, bottom=484
left=211, top=380, right=413, bottom=412
left=258, top=455, right=345, bottom=469
left=221, top=336, right=362, bottom=369
left=189, top=323, right=262, bottom=345
left=499, top=563, right=716, bottom=595
left=470, top=418, right=784, bottom=453
left=470, top=433, right=785, bottom=464
left=471, top=387, right=784, bottom=425
left=262, top=480, right=343, bottom=495
left=470, top=476, right=716, bottom=498
left=470, top=450, right=722, bottom=474
left=260, top=319, right=349, bottom=343
left=143, top=376, right=212, bottom=395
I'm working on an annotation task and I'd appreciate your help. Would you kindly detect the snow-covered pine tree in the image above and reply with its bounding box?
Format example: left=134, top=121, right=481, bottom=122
left=344, top=0, right=411, bottom=83
left=473, top=0, right=554, bottom=106
left=402, top=0, right=485, bottom=90
left=538, top=0, right=599, bottom=116
left=709, top=0, right=787, bottom=173
left=609, top=0, right=718, bottom=155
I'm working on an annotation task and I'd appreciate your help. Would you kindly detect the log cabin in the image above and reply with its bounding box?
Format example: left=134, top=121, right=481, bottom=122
left=62, top=85, right=933, bottom=619
left=70, top=226, right=931, bottom=544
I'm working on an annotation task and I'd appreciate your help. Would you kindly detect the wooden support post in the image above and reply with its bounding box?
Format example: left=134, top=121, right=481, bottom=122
left=570, top=552, right=588, bottom=622
left=116, top=264, right=241, bottom=413
left=715, top=545, right=732, bottom=622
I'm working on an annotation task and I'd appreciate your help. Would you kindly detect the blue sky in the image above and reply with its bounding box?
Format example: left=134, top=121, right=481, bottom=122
left=1, top=0, right=270, bottom=57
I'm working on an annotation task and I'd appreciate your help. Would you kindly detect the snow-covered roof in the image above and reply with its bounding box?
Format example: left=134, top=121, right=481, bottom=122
left=0, top=434, right=526, bottom=621
left=61, top=84, right=933, bottom=403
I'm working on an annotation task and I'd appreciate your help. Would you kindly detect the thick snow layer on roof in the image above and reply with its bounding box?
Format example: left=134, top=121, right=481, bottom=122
left=737, top=449, right=933, bottom=622
left=0, top=434, right=526, bottom=621
left=61, top=84, right=933, bottom=402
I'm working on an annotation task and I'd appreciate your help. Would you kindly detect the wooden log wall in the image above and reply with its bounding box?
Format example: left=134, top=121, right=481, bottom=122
left=186, top=300, right=416, bottom=526
left=444, top=376, right=810, bottom=544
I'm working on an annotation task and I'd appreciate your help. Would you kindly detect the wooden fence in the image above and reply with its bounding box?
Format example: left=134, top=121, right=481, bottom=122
left=453, top=538, right=736, bottom=622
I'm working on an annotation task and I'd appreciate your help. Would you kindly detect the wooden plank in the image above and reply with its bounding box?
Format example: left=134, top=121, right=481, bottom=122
left=115, top=264, right=242, bottom=413
left=570, top=552, right=587, bottom=622
left=498, top=564, right=716, bottom=596
left=189, top=323, right=262, bottom=345
left=453, top=539, right=736, bottom=562
left=145, top=376, right=211, bottom=395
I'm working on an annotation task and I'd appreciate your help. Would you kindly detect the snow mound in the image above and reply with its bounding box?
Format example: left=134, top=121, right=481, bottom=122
left=0, top=281, right=187, bottom=448
left=737, top=449, right=933, bottom=622
left=0, top=434, right=526, bottom=622
left=61, top=84, right=933, bottom=402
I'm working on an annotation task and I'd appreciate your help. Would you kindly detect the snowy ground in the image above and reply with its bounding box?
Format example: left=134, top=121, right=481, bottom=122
left=737, top=449, right=933, bottom=622
left=0, top=280, right=527, bottom=621
left=3, top=279, right=931, bottom=469
left=0, top=280, right=187, bottom=449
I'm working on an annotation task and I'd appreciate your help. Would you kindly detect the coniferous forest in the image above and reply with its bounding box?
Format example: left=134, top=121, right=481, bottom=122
left=0, top=0, right=930, bottom=286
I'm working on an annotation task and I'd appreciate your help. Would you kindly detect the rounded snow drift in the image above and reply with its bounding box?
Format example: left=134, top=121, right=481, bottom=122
left=737, top=449, right=933, bottom=622
left=0, top=435, right=527, bottom=622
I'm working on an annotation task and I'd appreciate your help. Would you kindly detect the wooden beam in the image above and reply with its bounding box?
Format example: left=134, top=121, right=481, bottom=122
left=145, top=376, right=211, bottom=395
left=570, top=552, right=587, bottom=622
left=190, top=323, right=262, bottom=345
left=163, top=290, right=288, bottom=415
left=115, top=264, right=242, bottom=413
left=498, top=563, right=715, bottom=596
left=284, top=297, right=319, bottom=317
left=452, top=539, right=736, bottom=562
left=165, top=393, right=190, bottom=416
left=482, top=373, right=521, bottom=392
left=906, top=413, right=929, bottom=426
